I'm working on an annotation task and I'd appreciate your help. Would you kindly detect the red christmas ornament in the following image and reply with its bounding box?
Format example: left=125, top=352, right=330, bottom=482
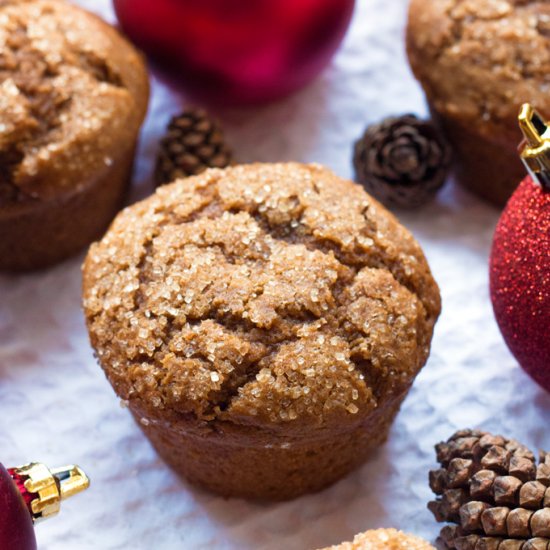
left=113, top=0, right=355, bottom=105
left=0, top=462, right=89, bottom=550
left=490, top=104, right=550, bottom=390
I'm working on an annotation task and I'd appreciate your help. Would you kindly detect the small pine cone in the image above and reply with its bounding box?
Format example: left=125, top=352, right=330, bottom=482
left=353, top=114, right=451, bottom=208
left=453, top=535, right=550, bottom=550
left=429, top=430, right=550, bottom=550
left=154, top=108, right=233, bottom=186
left=437, top=525, right=464, bottom=549
left=537, top=453, right=550, bottom=486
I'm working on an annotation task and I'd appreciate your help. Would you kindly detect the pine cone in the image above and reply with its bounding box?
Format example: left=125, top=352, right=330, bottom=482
left=353, top=114, right=451, bottom=208
left=154, top=108, right=233, bottom=186
left=429, top=430, right=550, bottom=550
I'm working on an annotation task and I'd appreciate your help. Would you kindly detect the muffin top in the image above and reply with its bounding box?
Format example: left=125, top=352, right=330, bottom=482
left=407, top=0, right=550, bottom=143
left=0, top=0, right=149, bottom=205
left=83, top=164, right=440, bottom=433
left=320, top=528, right=435, bottom=550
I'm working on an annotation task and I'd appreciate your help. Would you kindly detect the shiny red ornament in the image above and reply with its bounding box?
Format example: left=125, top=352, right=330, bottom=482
left=0, top=464, right=36, bottom=550
left=113, top=0, right=355, bottom=105
left=0, top=462, right=89, bottom=550
left=490, top=176, right=550, bottom=390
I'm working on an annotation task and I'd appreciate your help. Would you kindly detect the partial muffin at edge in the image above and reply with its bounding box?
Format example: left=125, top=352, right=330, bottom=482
left=319, top=528, right=435, bottom=550
left=83, top=163, right=441, bottom=499
left=0, top=0, right=149, bottom=270
left=406, top=0, right=550, bottom=206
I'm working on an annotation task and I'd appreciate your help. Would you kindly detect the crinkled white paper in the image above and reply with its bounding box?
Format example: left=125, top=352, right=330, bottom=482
left=1, top=1, right=549, bottom=549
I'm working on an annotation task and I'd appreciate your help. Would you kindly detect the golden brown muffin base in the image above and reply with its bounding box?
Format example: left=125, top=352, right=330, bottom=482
left=130, top=390, right=405, bottom=501
left=319, top=528, right=435, bottom=550
left=429, top=106, right=525, bottom=207
left=0, top=145, right=134, bottom=271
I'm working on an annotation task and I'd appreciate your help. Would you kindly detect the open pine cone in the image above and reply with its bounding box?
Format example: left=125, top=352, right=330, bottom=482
left=353, top=114, right=451, bottom=208
left=429, top=429, right=550, bottom=550
left=154, top=108, right=233, bottom=186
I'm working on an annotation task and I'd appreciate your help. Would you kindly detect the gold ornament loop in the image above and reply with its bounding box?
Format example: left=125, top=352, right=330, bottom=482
left=12, top=462, right=90, bottom=522
left=519, top=103, right=550, bottom=189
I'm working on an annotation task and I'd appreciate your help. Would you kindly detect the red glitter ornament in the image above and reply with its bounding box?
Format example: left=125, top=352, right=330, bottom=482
left=490, top=105, right=550, bottom=390
left=112, top=0, right=355, bottom=105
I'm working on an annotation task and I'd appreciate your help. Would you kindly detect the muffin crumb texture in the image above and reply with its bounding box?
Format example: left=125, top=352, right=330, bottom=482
left=83, top=164, right=440, bottom=429
left=0, top=0, right=148, bottom=203
left=320, top=528, right=435, bottom=550
left=407, top=0, right=550, bottom=138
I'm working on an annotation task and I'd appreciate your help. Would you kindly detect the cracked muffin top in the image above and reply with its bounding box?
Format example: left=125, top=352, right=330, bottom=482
left=83, top=164, right=440, bottom=431
left=407, top=0, right=550, bottom=143
left=0, top=0, right=148, bottom=204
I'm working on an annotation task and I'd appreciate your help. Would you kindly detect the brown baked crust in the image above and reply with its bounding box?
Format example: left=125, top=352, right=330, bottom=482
left=407, top=0, right=550, bottom=145
left=83, top=163, right=440, bottom=498
left=0, top=0, right=149, bottom=269
left=0, top=144, right=135, bottom=270
left=319, top=528, right=435, bottom=550
left=406, top=0, right=549, bottom=205
left=0, top=0, right=149, bottom=202
left=83, top=163, right=440, bottom=432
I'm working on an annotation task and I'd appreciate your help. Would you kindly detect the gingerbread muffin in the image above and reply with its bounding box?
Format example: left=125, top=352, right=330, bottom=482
left=319, top=528, right=435, bottom=550
left=407, top=0, right=550, bottom=206
left=83, top=163, right=440, bottom=500
left=0, top=0, right=149, bottom=271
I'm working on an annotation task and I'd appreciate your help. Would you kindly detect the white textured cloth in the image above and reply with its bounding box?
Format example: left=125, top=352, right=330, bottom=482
left=1, top=1, right=549, bottom=549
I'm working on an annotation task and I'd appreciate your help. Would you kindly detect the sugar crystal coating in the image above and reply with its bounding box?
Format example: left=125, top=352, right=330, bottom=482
left=83, top=163, right=440, bottom=428
left=319, top=528, right=435, bottom=549
left=407, top=0, right=550, bottom=140
left=0, top=0, right=148, bottom=203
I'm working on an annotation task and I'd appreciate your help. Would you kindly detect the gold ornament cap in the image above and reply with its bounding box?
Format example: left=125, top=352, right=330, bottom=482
left=11, top=463, right=90, bottom=523
left=518, top=103, right=550, bottom=189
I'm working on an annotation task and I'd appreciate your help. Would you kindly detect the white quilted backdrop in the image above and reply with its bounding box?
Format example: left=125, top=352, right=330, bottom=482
left=1, top=1, right=549, bottom=548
